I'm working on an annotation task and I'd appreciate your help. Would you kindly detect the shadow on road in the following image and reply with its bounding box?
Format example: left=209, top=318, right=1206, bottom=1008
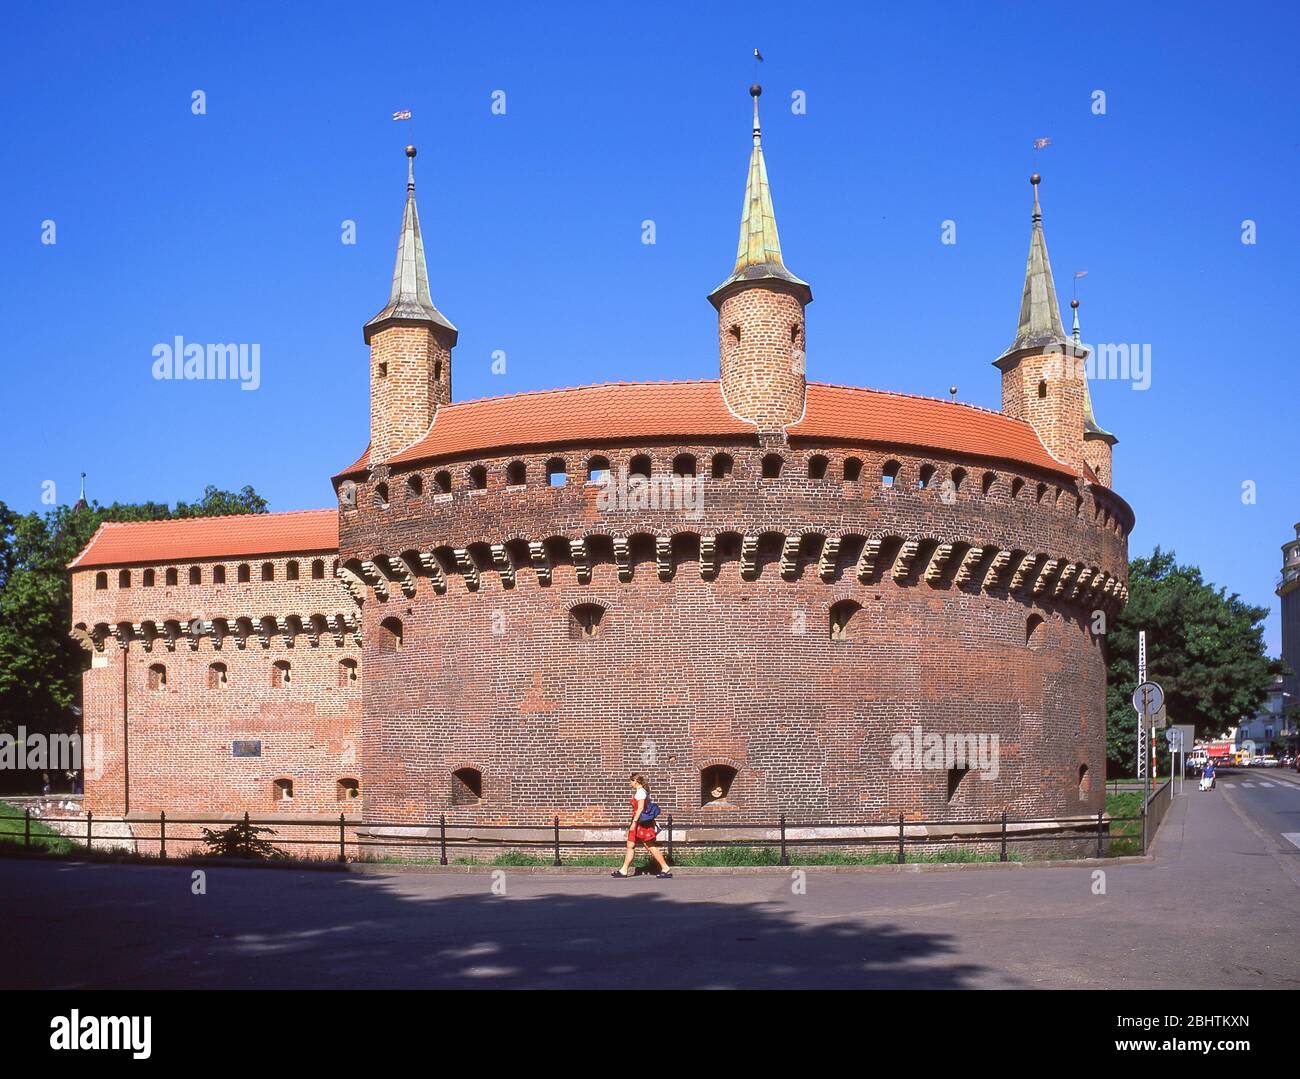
left=2, top=860, right=996, bottom=989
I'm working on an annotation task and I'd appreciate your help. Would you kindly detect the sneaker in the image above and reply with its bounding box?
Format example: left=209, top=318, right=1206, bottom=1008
left=656, top=871, right=673, bottom=879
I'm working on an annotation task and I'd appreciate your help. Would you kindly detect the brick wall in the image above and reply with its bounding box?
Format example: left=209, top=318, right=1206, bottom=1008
left=1000, top=348, right=1087, bottom=473
left=716, top=285, right=807, bottom=431
left=1084, top=436, right=1113, bottom=489
left=339, top=438, right=1130, bottom=828
left=73, top=552, right=362, bottom=817
left=368, top=324, right=453, bottom=464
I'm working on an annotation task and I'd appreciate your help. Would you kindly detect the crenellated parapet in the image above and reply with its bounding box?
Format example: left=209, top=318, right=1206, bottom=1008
left=73, top=610, right=362, bottom=653
left=339, top=528, right=1128, bottom=618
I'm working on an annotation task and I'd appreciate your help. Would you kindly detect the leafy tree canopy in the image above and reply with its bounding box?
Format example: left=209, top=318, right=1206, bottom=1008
left=1105, top=547, right=1279, bottom=774
left=0, top=486, right=268, bottom=742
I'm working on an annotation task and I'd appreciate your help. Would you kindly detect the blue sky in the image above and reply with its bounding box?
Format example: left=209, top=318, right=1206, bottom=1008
left=1, top=1, right=1296, bottom=652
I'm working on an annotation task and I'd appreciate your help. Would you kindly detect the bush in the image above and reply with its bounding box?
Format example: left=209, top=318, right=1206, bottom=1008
left=199, top=822, right=288, bottom=860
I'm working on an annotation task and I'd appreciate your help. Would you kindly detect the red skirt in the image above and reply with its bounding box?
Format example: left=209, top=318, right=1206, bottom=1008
left=628, top=823, right=658, bottom=845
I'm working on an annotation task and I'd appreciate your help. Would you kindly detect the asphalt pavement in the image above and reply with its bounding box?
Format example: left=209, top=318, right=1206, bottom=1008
left=2, top=776, right=1296, bottom=989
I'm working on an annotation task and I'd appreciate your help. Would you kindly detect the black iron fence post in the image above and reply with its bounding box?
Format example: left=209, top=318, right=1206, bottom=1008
left=439, top=814, right=447, bottom=866
left=160, top=810, right=167, bottom=860
left=338, top=813, right=346, bottom=862
left=779, top=814, right=788, bottom=866
left=1000, top=810, right=1008, bottom=862
left=552, top=816, right=561, bottom=867
left=24, top=807, right=31, bottom=849
left=86, top=810, right=93, bottom=852
left=666, top=814, right=674, bottom=864
left=1095, top=809, right=1103, bottom=859
left=1140, top=799, right=1147, bottom=854
left=242, top=811, right=251, bottom=857
left=897, top=812, right=905, bottom=864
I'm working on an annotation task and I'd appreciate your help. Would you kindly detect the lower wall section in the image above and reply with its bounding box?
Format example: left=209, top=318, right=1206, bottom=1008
left=359, top=569, right=1109, bottom=828
left=81, top=640, right=362, bottom=817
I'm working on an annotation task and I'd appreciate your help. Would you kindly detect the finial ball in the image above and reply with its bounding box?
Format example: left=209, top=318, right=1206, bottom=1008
left=406, top=145, right=417, bottom=158
left=750, top=83, right=762, bottom=98
left=1030, top=172, right=1041, bottom=185
left=1070, top=298, right=1079, bottom=309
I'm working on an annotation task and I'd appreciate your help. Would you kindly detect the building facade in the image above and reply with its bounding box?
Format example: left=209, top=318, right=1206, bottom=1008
left=1277, top=524, right=1300, bottom=752
left=71, top=86, right=1132, bottom=830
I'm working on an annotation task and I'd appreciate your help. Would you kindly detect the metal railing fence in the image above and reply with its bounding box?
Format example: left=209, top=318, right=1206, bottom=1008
left=0, top=804, right=1151, bottom=865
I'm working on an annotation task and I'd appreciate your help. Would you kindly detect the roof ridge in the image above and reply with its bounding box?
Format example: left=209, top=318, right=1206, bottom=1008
left=442, top=378, right=723, bottom=411
left=96, top=507, right=334, bottom=530
left=806, top=382, right=1021, bottom=422
left=66, top=521, right=109, bottom=569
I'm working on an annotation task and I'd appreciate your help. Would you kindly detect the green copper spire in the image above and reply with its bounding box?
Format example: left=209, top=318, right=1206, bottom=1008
left=1073, top=298, right=1117, bottom=445
left=995, top=174, right=1068, bottom=362
left=364, top=145, right=457, bottom=344
left=708, top=84, right=811, bottom=309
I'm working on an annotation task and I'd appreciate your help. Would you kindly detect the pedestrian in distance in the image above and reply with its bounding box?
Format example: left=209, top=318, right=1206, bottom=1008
left=1199, top=759, right=1216, bottom=792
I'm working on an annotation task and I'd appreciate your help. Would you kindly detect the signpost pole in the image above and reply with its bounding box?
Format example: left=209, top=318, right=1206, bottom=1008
left=1136, top=631, right=1148, bottom=800
left=1132, top=665, right=1165, bottom=811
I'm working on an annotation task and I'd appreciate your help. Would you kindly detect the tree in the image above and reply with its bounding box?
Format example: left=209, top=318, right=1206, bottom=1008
left=1105, top=548, right=1279, bottom=775
left=0, top=488, right=268, bottom=760
left=174, top=485, right=268, bottom=519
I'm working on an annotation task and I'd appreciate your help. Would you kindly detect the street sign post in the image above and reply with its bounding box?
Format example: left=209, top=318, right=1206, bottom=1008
left=1133, top=677, right=1165, bottom=800
left=1132, top=681, right=1165, bottom=717
left=1135, top=633, right=1148, bottom=786
left=1166, top=726, right=1185, bottom=794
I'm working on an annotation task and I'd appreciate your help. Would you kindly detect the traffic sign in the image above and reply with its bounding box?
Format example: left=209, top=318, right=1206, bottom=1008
left=1132, top=680, right=1164, bottom=717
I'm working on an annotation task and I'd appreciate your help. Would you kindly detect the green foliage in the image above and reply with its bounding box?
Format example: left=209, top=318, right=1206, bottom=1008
left=438, top=846, right=1004, bottom=867
left=0, top=800, right=79, bottom=853
left=198, top=822, right=288, bottom=860
left=1104, top=548, right=1278, bottom=775
left=0, top=486, right=267, bottom=744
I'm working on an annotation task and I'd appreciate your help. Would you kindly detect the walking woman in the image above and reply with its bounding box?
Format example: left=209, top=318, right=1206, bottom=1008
left=612, top=773, right=673, bottom=878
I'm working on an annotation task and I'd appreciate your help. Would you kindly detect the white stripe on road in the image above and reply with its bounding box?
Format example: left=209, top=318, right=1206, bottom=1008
left=1258, top=781, right=1275, bottom=788
left=1241, top=782, right=1255, bottom=788
left=1282, top=833, right=1300, bottom=851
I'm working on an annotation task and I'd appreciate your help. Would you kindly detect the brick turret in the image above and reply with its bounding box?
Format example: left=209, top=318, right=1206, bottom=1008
left=708, top=85, right=812, bottom=434
left=364, top=146, right=458, bottom=465
left=994, top=175, right=1115, bottom=479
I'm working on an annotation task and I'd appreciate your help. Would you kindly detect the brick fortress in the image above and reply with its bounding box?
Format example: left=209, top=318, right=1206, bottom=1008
left=70, top=85, right=1132, bottom=833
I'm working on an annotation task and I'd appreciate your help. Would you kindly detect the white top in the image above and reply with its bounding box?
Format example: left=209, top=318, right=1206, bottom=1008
left=634, top=787, right=648, bottom=802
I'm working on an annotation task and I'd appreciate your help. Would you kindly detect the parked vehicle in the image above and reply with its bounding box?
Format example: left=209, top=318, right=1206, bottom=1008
left=1205, top=742, right=1234, bottom=766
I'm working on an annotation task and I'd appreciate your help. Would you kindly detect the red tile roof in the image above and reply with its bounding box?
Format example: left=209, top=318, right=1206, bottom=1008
left=383, top=380, right=754, bottom=467
left=68, top=509, right=338, bottom=570
left=334, top=441, right=371, bottom=480
left=792, top=383, right=1068, bottom=475
left=366, top=379, right=1069, bottom=478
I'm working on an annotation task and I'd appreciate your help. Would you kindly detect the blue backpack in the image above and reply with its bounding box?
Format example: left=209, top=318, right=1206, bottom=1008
left=638, top=797, right=661, bottom=823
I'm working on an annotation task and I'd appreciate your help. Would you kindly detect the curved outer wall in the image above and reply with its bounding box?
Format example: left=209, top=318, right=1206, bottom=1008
left=341, top=438, right=1130, bottom=827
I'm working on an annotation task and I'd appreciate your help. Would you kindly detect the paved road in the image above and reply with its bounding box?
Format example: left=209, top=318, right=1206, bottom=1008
left=1214, top=767, right=1300, bottom=883
left=2, top=782, right=1296, bottom=989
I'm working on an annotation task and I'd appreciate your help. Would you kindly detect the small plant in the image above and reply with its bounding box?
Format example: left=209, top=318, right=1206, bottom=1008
left=199, top=822, right=288, bottom=860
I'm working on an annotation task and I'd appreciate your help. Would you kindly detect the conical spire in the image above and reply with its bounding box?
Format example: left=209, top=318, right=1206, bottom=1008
left=996, top=174, right=1068, bottom=360
left=708, top=85, right=811, bottom=309
left=1073, top=298, right=1117, bottom=444
left=364, top=145, right=457, bottom=344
